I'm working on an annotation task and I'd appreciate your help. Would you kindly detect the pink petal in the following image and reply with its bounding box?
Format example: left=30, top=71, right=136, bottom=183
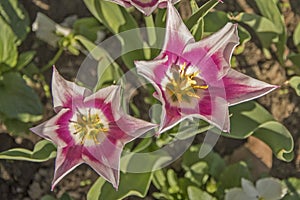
left=113, top=114, right=157, bottom=143
left=161, top=1, right=194, bottom=57
left=30, top=108, right=74, bottom=148
left=158, top=0, right=180, bottom=8
left=135, top=56, right=169, bottom=86
left=51, top=145, right=83, bottom=190
left=160, top=104, right=182, bottom=133
left=130, top=0, right=159, bottom=16
left=108, top=0, right=132, bottom=8
left=222, top=69, right=278, bottom=106
left=52, top=66, right=90, bottom=112
left=82, top=138, right=122, bottom=189
left=183, top=23, right=239, bottom=80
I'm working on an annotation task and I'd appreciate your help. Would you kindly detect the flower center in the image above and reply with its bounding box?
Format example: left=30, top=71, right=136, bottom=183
left=69, top=108, right=108, bottom=145
left=165, top=63, right=208, bottom=103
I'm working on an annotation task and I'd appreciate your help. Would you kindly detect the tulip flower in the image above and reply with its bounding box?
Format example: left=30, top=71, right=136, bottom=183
left=107, top=0, right=179, bottom=16
left=135, top=2, right=278, bottom=134
left=30, top=67, right=156, bottom=190
left=225, top=178, right=286, bottom=200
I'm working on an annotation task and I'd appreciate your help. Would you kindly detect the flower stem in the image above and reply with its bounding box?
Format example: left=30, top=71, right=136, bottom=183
left=144, top=14, right=156, bottom=46
left=40, top=48, right=64, bottom=73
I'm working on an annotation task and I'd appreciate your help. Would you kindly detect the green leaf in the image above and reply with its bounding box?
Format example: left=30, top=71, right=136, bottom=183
left=83, top=0, right=145, bottom=68
left=283, top=177, right=300, bottom=200
left=294, top=23, right=300, bottom=50
left=252, top=121, right=294, bottom=161
left=2, top=118, right=31, bottom=135
left=233, top=12, right=279, bottom=49
left=185, top=161, right=209, bottom=187
left=0, top=16, right=18, bottom=68
left=152, top=169, right=167, bottom=190
left=218, top=162, right=251, bottom=190
left=0, top=72, right=43, bottom=122
left=254, top=0, right=286, bottom=62
left=83, top=0, right=138, bottom=34
left=222, top=101, right=294, bottom=162
left=87, top=172, right=152, bottom=200
left=182, top=145, right=225, bottom=179
left=191, top=19, right=204, bottom=41
left=167, top=169, right=179, bottom=193
left=187, top=186, right=216, bottom=200
left=15, top=51, right=36, bottom=71
left=223, top=101, right=274, bottom=139
left=0, top=140, right=56, bottom=162
left=186, top=0, right=220, bottom=30
left=73, top=17, right=104, bottom=42
left=0, top=0, right=30, bottom=43
left=74, top=35, right=122, bottom=90
left=235, top=25, right=251, bottom=54
left=289, top=76, right=300, bottom=96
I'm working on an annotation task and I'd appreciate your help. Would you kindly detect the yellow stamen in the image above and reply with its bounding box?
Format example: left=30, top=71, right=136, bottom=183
left=70, top=109, right=108, bottom=145
left=166, top=63, right=208, bottom=103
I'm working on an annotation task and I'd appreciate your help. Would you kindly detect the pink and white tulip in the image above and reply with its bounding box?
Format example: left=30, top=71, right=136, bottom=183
left=135, top=3, right=278, bottom=134
left=31, top=67, right=156, bottom=190
left=107, top=0, right=179, bottom=16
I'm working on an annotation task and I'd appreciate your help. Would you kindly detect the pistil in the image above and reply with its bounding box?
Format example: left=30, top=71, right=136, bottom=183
left=69, top=108, right=108, bottom=145
left=165, top=63, right=208, bottom=103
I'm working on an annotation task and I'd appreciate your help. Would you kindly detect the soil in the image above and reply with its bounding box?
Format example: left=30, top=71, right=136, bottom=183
left=0, top=0, right=299, bottom=199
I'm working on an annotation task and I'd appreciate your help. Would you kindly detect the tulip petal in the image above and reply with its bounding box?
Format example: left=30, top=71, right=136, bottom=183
left=51, top=145, right=83, bottom=190
left=183, top=23, right=239, bottom=81
left=222, top=69, right=278, bottom=106
left=242, top=178, right=259, bottom=198
left=225, top=188, right=256, bottom=200
left=162, top=1, right=194, bottom=56
left=30, top=108, right=74, bottom=148
left=52, top=66, right=90, bottom=112
left=82, top=138, right=122, bottom=189
left=113, top=114, right=157, bottom=143
left=256, top=178, right=285, bottom=200
left=131, top=0, right=159, bottom=16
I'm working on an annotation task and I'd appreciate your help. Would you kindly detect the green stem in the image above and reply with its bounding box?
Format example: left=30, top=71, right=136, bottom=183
left=40, top=48, right=64, bottom=73
left=144, top=14, right=156, bottom=46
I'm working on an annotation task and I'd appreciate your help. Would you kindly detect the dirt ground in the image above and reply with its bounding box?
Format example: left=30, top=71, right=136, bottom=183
left=0, top=0, right=299, bottom=199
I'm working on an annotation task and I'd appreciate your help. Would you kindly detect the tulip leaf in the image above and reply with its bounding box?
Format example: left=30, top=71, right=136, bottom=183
left=0, top=72, right=43, bottom=122
left=83, top=0, right=145, bottom=68
left=289, top=54, right=300, bottom=70
left=87, top=172, right=152, bottom=200
left=0, top=140, right=56, bottom=162
left=73, top=17, right=104, bottom=42
left=84, top=0, right=138, bottom=34
left=75, top=35, right=122, bottom=90
left=187, top=186, right=217, bottom=200
left=252, top=121, right=294, bottom=161
left=233, top=12, right=279, bottom=49
left=0, top=16, right=18, bottom=68
left=294, top=23, right=300, bottom=50
left=0, top=0, right=30, bottom=44
left=2, top=118, right=31, bottom=135
left=182, top=145, right=225, bottom=178
left=289, top=76, right=300, bottom=96
left=15, top=51, right=36, bottom=70
left=224, top=101, right=274, bottom=139
left=203, top=11, right=229, bottom=34
left=223, top=101, right=294, bottom=161
left=254, top=0, right=286, bottom=63
left=186, top=0, right=220, bottom=30
left=218, top=162, right=251, bottom=190
left=283, top=177, right=300, bottom=200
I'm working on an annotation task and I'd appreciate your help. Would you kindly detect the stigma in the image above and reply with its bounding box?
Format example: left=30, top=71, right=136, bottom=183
left=69, top=108, right=109, bottom=145
left=165, top=62, right=208, bottom=103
